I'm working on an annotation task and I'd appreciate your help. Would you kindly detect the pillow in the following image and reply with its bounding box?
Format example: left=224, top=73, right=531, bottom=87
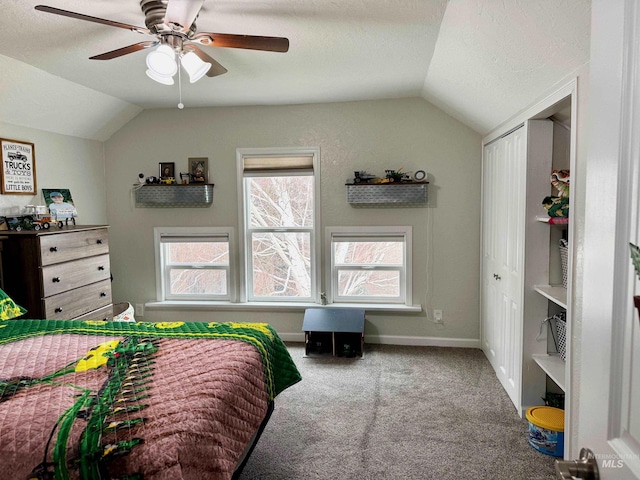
left=0, top=288, right=27, bottom=320
left=112, top=302, right=136, bottom=322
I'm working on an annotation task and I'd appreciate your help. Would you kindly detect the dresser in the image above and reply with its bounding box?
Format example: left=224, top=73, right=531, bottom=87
left=1, top=225, right=113, bottom=320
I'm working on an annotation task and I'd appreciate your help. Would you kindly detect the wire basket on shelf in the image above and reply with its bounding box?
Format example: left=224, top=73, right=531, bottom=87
left=549, top=312, right=567, bottom=361
left=559, top=239, right=568, bottom=288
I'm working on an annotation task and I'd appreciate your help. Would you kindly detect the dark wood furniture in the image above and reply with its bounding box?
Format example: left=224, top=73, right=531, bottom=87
left=303, top=308, right=365, bottom=358
left=1, top=225, right=113, bottom=320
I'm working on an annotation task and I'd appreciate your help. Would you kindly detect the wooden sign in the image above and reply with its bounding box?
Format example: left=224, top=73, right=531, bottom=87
left=0, top=138, right=36, bottom=195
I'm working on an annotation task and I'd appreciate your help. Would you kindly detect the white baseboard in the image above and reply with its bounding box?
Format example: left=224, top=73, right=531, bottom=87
left=276, top=332, right=480, bottom=349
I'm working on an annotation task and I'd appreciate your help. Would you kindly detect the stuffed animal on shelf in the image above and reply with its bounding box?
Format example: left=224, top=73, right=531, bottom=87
left=550, top=169, right=570, bottom=198
left=543, top=169, right=570, bottom=218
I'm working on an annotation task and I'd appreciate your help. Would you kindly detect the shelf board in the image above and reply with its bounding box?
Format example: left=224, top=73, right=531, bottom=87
left=536, top=215, right=569, bottom=225
left=534, top=285, right=567, bottom=309
left=532, top=354, right=566, bottom=391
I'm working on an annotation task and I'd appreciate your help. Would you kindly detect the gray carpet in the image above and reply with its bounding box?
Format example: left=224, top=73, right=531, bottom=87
left=240, top=343, right=557, bottom=479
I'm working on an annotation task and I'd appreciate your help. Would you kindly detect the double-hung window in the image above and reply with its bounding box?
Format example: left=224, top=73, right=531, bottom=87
left=154, top=227, right=234, bottom=301
left=326, top=226, right=412, bottom=305
left=238, top=148, right=320, bottom=302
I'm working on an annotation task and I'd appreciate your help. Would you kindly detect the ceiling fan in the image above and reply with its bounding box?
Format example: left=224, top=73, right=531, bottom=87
left=35, top=0, right=289, bottom=86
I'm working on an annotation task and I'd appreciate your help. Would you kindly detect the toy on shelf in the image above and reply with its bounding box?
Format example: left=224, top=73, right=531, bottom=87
left=542, top=169, right=570, bottom=218
left=352, top=171, right=378, bottom=183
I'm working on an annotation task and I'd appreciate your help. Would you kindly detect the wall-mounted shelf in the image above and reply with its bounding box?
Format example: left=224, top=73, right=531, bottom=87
left=346, top=182, right=428, bottom=207
left=134, top=184, right=214, bottom=208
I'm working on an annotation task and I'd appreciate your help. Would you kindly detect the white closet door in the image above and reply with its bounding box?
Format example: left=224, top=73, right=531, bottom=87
left=482, top=126, right=526, bottom=409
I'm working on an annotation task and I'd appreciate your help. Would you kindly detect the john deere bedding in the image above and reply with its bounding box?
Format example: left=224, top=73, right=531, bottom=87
left=0, top=320, right=301, bottom=480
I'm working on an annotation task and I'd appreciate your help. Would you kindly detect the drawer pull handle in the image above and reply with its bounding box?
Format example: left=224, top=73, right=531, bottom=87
left=98, top=266, right=105, bottom=271
left=97, top=239, right=103, bottom=244
left=52, top=277, right=61, bottom=283
left=100, top=292, right=107, bottom=297
left=50, top=246, right=58, bottom=252
left=55, top=307, right=63, bottom=313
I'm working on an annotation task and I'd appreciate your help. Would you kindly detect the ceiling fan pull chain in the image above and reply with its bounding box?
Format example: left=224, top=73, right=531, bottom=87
left=178, top=56, right=184, bottom=109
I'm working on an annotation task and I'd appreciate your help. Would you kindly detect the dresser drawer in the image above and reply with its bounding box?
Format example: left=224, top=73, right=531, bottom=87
left=44, top=279, right=112, bottom=320
left=73, top=303, right=114, bottom=321
left=39, top=228, right=109, bottom=266
left=41, top=254, right=111, bottom=297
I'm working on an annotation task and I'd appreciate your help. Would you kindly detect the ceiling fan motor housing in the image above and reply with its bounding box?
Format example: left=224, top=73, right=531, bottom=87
left=140, top=0, right=197, bottom=37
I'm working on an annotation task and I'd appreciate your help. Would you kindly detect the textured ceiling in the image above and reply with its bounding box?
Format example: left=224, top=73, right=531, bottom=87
left=0, top=0, right=590, bottom=141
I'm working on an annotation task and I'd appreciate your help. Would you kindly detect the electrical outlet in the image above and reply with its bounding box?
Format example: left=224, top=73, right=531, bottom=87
left=433, top=309, right=443, bottom=324
left=135, top=303, right=144, bottom=317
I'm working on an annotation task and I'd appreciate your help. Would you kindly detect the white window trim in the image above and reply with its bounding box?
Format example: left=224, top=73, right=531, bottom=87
left=154, top=226, right=236, bottom=302
left=325, top=226, right=413, bottom=306
left=236, top=147, right=321, bottom=303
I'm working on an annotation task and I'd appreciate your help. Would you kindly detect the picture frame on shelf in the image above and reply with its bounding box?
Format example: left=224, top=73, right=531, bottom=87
left=159, top=162, right=175, bottom=180
left=0, top=138, right=36, bottom=195
left=189, top=157, right=208, bottom=183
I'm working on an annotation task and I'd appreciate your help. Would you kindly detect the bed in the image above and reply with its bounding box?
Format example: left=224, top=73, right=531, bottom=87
left=0, top=318, right=301, bottom=480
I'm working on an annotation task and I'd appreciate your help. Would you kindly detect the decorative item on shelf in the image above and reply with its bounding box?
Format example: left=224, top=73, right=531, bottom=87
left=159, top=162, right=175, bottom=181
left=137, top=173, right=145, bottom=184
left=146, top=176, right=160, bottom=184
left=542, top=169, right=570, bottom=218
left=352, top=171, right=378, bottom=184
left=629, top=242, right=640, bottom=324
left=179, top=172, right=190, bottom=184
left=383, top=169, right=411, bottom=183
left=189, top=157, right=208, bottom=183
left=413, top=170, right=427, bottom=181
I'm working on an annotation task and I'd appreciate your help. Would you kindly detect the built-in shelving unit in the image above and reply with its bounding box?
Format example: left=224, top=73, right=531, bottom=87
left=482, top=83, right=575, bottom=458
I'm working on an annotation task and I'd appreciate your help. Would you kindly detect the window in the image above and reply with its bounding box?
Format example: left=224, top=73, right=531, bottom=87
left=326, top=226, right=412, bottom=305
left=238, top=148, right=320, bottom=302
left=154, top=227, right=234, bottom=301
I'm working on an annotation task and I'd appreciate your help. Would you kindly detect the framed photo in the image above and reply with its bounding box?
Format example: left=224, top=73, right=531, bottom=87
left=0, top=138, right=36, bottom=195
left=42, top=189, right=77, bottom=221
left=189, top=157, right=208, bottom=183
left=159, top=162, right=175, bottom=180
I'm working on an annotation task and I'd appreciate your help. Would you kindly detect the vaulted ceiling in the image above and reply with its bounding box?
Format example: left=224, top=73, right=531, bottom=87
left=0, top=0, right=590, bottom=141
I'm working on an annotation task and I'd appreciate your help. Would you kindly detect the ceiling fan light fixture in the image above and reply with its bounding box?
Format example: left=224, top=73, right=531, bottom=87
left=181, top=51, right=211, bottom=83
left=146, top=69, right=175, bottom=85
left=146, top=44, right=177, bottom=76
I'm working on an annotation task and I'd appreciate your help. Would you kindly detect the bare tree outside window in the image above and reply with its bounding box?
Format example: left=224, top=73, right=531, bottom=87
left=247, top=176, right=313, bottom=298
left=166, top=241, right=229, bottom=296
left=334, top=240, right=403, bottom=298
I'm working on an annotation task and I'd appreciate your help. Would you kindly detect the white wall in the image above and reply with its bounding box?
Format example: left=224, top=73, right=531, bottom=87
left=104, top=97, right=482, bottom=342
left=0, top=121, right=107, bottom=222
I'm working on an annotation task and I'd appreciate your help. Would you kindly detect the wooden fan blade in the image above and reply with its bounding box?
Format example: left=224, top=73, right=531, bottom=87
left=164, top=0, right=204, bottom=33
left=35, top=5, right=150, bottom=34
left=89, top=41, right=156, bottom=60
left=185, top=46, right=228, bottom=77
left=192, top=32, right=289, bottom=53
